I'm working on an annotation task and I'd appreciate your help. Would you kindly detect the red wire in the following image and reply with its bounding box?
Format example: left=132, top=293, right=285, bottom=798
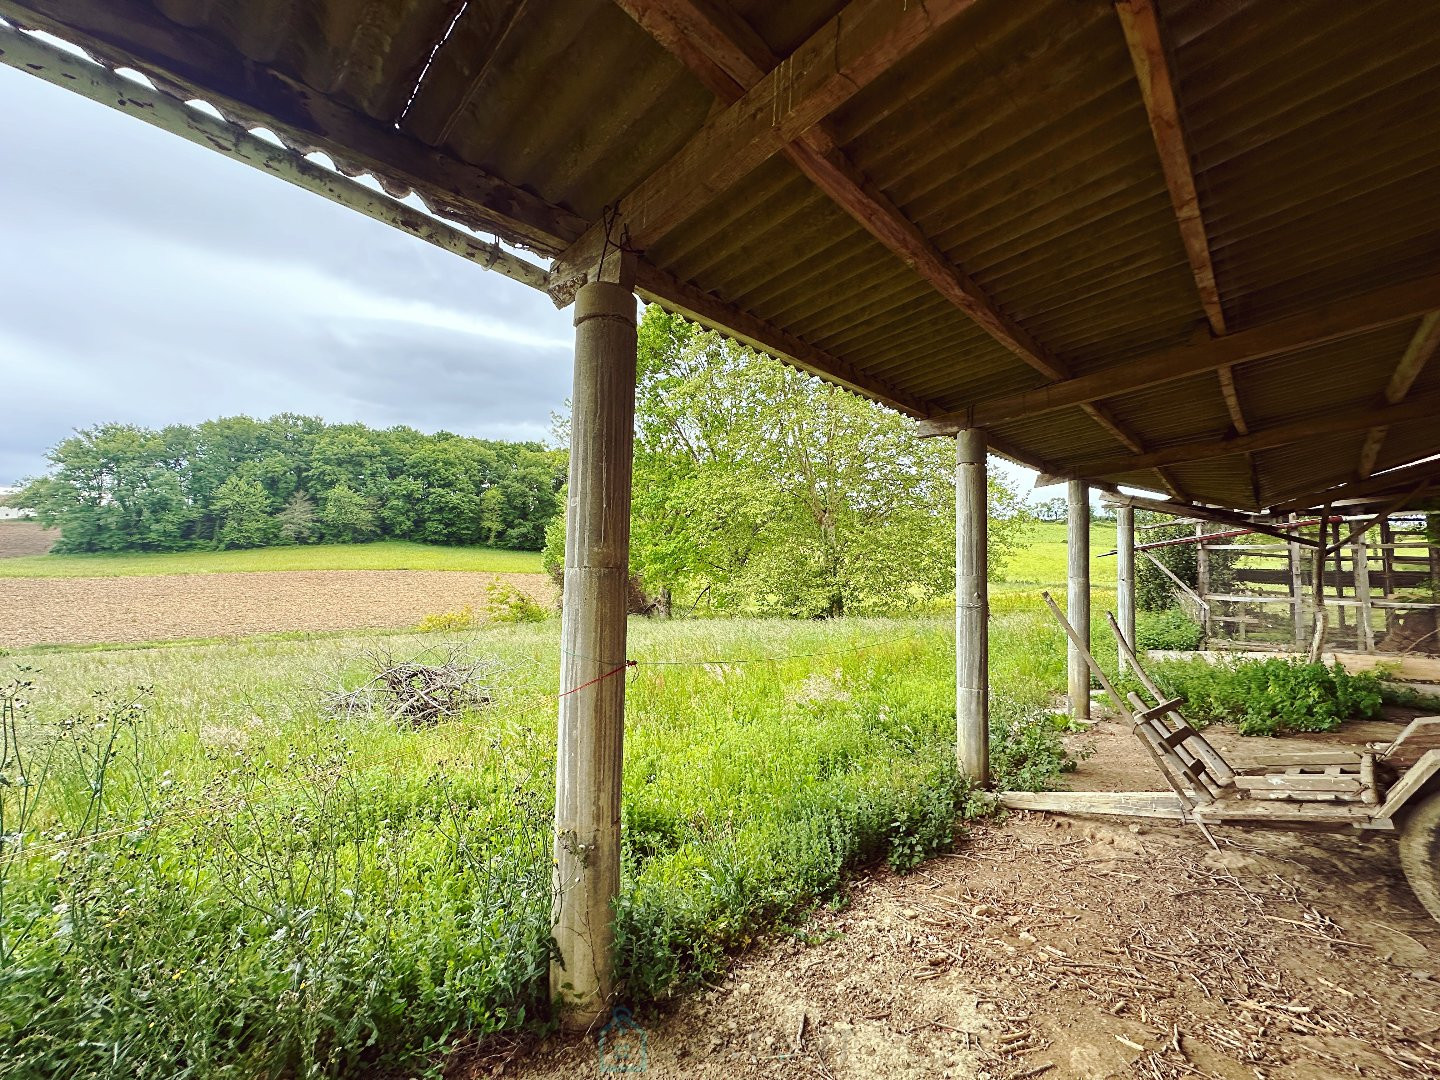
left=558, top=660, right=637, bottom=697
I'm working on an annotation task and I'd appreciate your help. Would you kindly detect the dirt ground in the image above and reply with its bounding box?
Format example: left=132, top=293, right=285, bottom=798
left=0, top=570, right=554, bottom=647
left=469, top=717, right=1440, bottom=1080
left=0, top=520, right=58, bottom=558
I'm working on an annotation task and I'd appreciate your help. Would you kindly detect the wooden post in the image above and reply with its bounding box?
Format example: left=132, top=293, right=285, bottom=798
left=1332, top=518, right=1348, bottom=634
left=551, top=280, right=637, bottom=1028
left=1195, top=522, right=1211, bottom=643
left=1116, top=506, right=1136, bottom=674
left=1067, top=481, right=1091, bottom=722
left=1380, top=519, right=1396, bottom=634
left=955, top=429, right=989, bottom=785
left=1354, top=530, right=1375, bottom=653
left=1289, top=516, right=1306, bottom=647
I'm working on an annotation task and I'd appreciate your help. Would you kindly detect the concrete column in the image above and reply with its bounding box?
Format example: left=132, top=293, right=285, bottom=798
left=1067, top=481, right=1091, bottom=721
left=1115, top=506, right=1136, bottom=674
left=551, top=281, right=637, bottom=1028
left=955, top=429, right=988, bottom=786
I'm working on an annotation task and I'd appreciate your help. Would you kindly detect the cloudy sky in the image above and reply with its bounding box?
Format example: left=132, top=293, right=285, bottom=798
left=0, top=49, right=1044, bottom=494
left=0, top=56, right=577, bottom=487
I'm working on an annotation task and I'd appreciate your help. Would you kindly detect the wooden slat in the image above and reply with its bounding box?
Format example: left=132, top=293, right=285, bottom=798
left=1233, top=774, right=1363, bottom=793
left=1357, top=312, right=1440, bottom=478
left=917, top=272, right=1440, bottom=435
left=553, top=0, right=982, bottom=286
left=1116, top=0, right=1225, bottom=336
left=0, top=0, right=587, bottom=255
left=1000, top=791, right=1188, bottom=820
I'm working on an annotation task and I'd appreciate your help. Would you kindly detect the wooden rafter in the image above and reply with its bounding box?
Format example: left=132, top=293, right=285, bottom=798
left=1100, top=491, right=1321, bottom=547
left=1356, top=312, right=1440, bottom=478
left=0, top=0, right=586, bottom=254
left=1057, top=388, right=1440, bottom=481
left=615, top=0, right=1068, bottom=383
left=553, top=0, right=982, bottom=290
left=1116, top=0, right=1225, bottom=336
left=617, top=0, right=1152, bottom=462
left=917, top=271, right=1440, bottom=435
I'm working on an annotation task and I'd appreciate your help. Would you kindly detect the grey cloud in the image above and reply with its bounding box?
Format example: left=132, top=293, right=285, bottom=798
left=0, top=60, right=571, bottom=484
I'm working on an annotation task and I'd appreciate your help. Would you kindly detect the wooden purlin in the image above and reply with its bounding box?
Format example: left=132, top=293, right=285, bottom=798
left=1357, top=312, right=1440, bottom=479
left=918, top=271, right=1440, bottom=436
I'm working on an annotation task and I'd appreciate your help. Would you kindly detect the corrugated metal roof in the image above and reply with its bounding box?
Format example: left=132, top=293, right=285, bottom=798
left=5, top=0, right=1439, bottom=512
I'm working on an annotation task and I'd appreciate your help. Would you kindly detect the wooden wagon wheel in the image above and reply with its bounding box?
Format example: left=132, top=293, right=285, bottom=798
left=1400, top=790, right=1440, bottom=924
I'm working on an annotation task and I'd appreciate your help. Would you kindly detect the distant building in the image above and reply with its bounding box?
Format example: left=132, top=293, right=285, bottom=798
left=0, top=486, right=29, bottom=520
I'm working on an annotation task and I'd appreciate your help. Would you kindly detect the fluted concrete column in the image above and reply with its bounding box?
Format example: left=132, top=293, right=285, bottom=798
left=1067, top=481, right=1091, bottom=721
left=551, top=281, right=636, bottom=1028
left=955, top=429, right=989, bottom=785
left=1116, top=506, right=1136, bottom=674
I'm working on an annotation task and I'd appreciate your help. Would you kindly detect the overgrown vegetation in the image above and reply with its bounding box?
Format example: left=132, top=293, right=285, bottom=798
left=0, top=612, right=1081, bottom=1078
left=1135, top=608, right=1204, bottom=651
left=5, top=416, right=565, bottom=554
left=1138, top=656, right=1384, bottom=736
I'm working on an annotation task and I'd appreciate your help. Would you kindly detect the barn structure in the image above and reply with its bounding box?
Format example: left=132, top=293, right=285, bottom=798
left=4, top=0, right=1440, bottom=1025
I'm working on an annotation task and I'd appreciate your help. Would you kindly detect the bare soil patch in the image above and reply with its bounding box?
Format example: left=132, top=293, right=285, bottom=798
left=477, top=720, right=1440, bottom=1080
left=0, top=570, right=554, bottom=647
left=0, top=520, right=58, bottom=558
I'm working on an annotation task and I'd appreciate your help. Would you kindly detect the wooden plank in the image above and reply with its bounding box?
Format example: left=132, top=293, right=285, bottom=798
left=0, top=26, right=553, bottom=294
left=1233, top=751, right=1364, bottom=769
left=1115, top=0, right=1225, bottom=335
left=1000, top=791, right=1187, bottom=820
left=1374, top=749, right=1440, bottom=821
left=1267, top=455, right=1440, bottom=514
left=1057, top=387, right=1440, bottom=481
left=917, top=272, right=1440, bottom=436
left=553, top=0, right=983, bottom=284
left=1233, top=775, right=1363, bottom=793
left=0, top=0, right=586, bottom=255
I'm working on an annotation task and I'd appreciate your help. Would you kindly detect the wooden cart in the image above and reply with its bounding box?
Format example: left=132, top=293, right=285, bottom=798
left=1000, top=594, right=1440, bottom=924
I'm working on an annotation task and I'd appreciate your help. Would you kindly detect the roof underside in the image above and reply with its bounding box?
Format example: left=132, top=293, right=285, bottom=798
left=4, top=0, right=1440, bottom=513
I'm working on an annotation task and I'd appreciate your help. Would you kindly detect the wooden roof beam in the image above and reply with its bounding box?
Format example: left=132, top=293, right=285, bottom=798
left=614, top=0, right=1068, bottom=382
left=1356, top=311, right=1440, bottom=479
left=0, top=0, right=586, bottom=255
left=1100, top=490, right=1321, bottom=547
left=553, top=0, right=982, bottom=294
left=1056, top=387, right=1440, bottom=481
left=1116, top=0, right=1225, bottom=336
left=917, top=271, right=1440, bottom=435
left=1267, top=455, right=1440, bottom=515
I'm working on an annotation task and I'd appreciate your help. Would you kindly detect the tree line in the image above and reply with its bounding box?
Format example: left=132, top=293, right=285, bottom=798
left=545, top=307, right=1034, bottom=618
left=9, top=416, right=565, bottom=553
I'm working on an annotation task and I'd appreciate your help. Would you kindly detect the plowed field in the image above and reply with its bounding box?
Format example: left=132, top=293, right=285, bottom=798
left=1, top=570, right=554, bottom=648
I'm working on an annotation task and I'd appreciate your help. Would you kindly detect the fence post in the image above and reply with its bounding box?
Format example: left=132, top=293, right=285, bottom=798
left=1116, top=506, right=1136, bottom=674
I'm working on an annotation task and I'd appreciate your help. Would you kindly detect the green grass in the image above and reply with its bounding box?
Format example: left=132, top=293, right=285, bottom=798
left=1000, top=520, right=1117, bottom=588
left=0, top=603, right=1095, bottom=1078
left=0, top=540, right=542, bottom=578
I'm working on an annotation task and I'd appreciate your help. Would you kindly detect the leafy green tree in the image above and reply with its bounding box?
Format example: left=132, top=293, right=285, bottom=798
left=547, top=306, right=1033, bottom=617
left=211, top=475, right=278, bottom=549
left=320, top=482, right=377, bottom=543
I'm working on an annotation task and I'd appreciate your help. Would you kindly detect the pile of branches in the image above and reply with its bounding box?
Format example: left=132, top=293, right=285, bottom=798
left=323, top=643, right=496, bottom=727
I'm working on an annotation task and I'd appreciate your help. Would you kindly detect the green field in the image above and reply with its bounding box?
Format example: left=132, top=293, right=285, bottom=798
left=0, top=540, right=543, bottom=578
left=999, top=519, right=1117, bottom=589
